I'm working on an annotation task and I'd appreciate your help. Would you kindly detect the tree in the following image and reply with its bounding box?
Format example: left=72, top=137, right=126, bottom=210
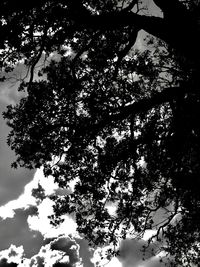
left=1, top=0, right=200, bottom=265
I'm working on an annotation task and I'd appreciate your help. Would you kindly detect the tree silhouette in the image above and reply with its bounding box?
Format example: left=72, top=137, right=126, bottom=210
left=1, top=0, right=200, bottom=265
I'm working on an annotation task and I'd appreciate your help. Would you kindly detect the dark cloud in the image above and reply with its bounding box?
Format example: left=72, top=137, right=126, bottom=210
left=0, top=258, right=17, bottom=267
left=119, top=238, right=157, bottom=267
left=8, top=249, right=18, bottom=258
left=53, top=262, right=70, bottom=267
left=51, top=236, right=81, bottom=267
left=140, top=255, right=172, bottom=267
left=118, top=237, right=174, bottom=267
left=25, top=235, right=82, bottom=267
left=42, top=237, right=55, bottom=246
left=75, top=238, right=94, bottom=267
left=0, top=206, right=43, bottom=258
left=30, top=255, right=45, bottom=267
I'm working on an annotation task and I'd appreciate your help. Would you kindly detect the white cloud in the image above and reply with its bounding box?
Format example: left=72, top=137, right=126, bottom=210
left=29, top=235, right=83, bottom=267
left=136, top=251, right=170, bottom=267
left=91, top=245, right=122, bottom=267
left=0, top=163, right=80, bottom=238
left=0, top=236, right=83, bottom=267
left=0, top=244, right=25, bottom=265
left=27, top=197, right=77, bottom=239
left=0, top=168, right=58, bottom=219
left=29, top=243, right=65, bottom=267
left=105, top=257, right=122, bottom=267
left=51, top=236, right=82, bottom=266
left=142, top=230, right=157, bottom=241
left=35, top=168, right=59, bottom=195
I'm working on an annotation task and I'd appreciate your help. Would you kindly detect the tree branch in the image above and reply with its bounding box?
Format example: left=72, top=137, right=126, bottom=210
left=66, top=86, right=187, bottom=153
left=99, top=86, right=187, bottom=128
left=72, top=6, right=200, bottom=63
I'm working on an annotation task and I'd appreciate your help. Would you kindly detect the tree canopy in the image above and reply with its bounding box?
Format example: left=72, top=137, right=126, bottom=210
left=1, top=0, right=200, bottom=265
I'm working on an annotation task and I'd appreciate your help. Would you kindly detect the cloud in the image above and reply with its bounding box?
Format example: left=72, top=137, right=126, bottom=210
left=135, top=251, right=172, bottom=267
left=0, top=258, right=17, bottom=266
left=0, top=245, right=24, bottom=265
left=51, top=236, right=81, bottom=267
left=53, top=263, right=70, bottom=267
left=29, top=255, right=45, bottom=267
left=27, top=197, right=77, bottom=239
left=0, top=206, right=44, bottom=258
left=97, top=257, right=122, bottom=267
left=75, top=239, right=94, bottom=267
left=118, top=238, right=156, bottom=267
left=118, top=238, right=173, bottom=267
left=0, top=236, right=83, bottom=267
left=0, top=168, right=58, bottom=219
left=0, top=166, right=76, bottom=259
left=0, top=177, right=37, bottom=219
left=28, top=235, right=82, bottom=267
left=91, top=244, right=122, bottom=267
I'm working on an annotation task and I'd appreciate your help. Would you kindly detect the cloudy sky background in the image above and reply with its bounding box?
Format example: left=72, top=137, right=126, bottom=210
left=0, top=1, right=171, bottom=266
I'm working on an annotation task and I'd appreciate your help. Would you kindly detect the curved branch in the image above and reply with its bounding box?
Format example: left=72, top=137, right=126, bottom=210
left=97, top=86, right=187, bottom=129
left=72, top=6, right=200, bottom=63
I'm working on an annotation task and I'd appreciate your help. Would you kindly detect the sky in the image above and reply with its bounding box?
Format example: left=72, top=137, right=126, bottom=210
left=0, top=1, right=172, bottom=266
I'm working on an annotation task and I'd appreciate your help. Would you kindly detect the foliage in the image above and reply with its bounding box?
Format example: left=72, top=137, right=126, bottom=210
left=1, top=0, right=200, bottom=265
